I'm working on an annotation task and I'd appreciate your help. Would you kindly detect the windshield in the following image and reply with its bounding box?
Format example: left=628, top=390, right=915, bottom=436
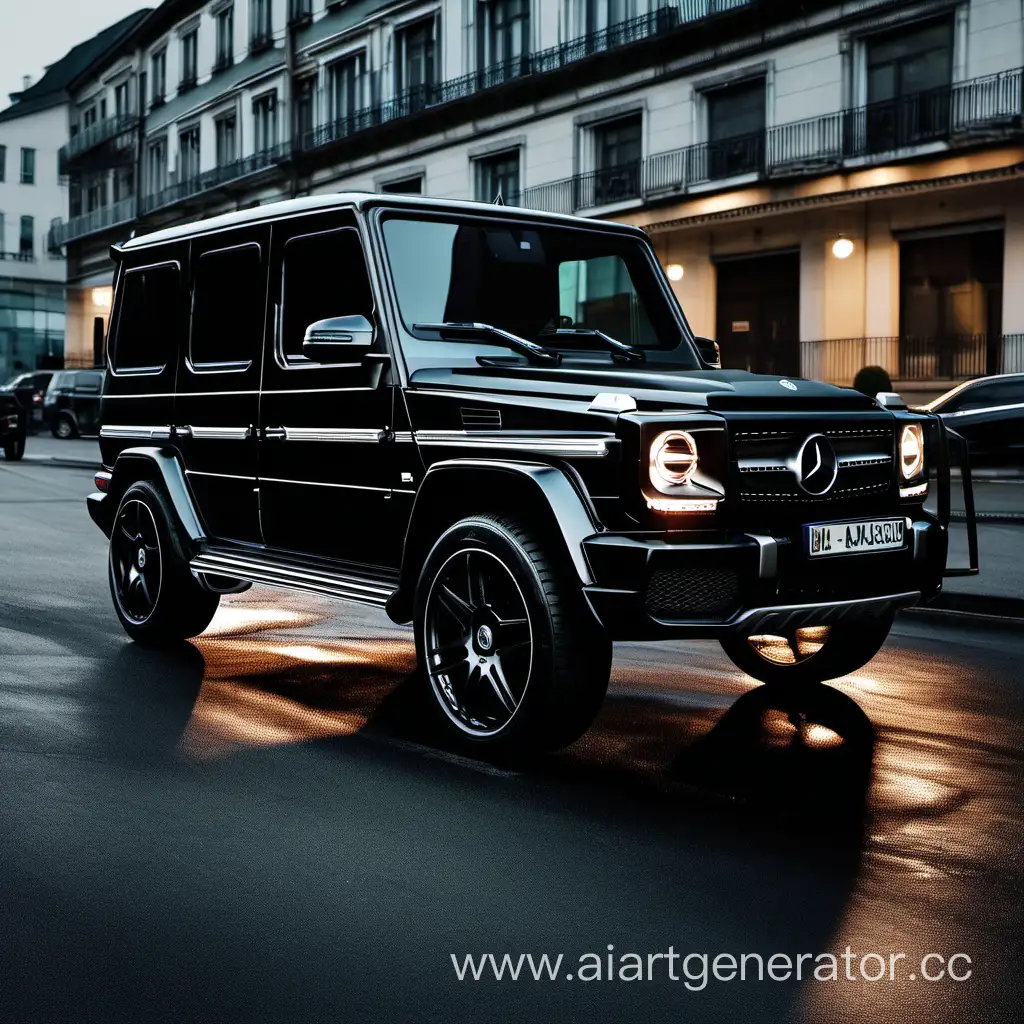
left=381, top=214, right=698, bottom=372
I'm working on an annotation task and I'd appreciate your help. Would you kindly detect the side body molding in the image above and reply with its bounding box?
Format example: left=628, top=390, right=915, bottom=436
left=386, top=458, right=600, bottom=623
left=87, top=446, right=206, bottom=544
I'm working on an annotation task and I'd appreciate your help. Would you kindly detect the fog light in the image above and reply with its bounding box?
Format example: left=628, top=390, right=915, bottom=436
left=900, top=423, right=925, bottom=480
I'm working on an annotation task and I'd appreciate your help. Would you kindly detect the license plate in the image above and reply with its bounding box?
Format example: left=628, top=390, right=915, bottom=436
left=806, top=518, right=906, bottom=557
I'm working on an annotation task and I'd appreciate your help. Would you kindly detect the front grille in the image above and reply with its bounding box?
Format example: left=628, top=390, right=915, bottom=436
left=645, top=567, right=740, bottom=620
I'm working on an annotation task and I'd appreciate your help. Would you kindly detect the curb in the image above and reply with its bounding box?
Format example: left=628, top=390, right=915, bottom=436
left=950, top=510, right=1024, bottom=524
left=905, top=591, right=1024, bottom=624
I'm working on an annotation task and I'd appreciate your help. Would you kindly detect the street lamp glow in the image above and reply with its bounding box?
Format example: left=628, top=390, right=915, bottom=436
left=832, top=237, right=855, bottom=260
left=91, top=286, right=113, bottom=310
left=666, top=263, right=684, bottom=281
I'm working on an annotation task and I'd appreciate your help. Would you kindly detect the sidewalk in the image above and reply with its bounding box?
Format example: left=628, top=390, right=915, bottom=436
left=9, top=433, right=1024, bottom=618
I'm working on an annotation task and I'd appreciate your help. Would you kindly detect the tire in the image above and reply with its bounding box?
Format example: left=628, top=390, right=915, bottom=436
left=414, top=515, right=611, bottom=754
left=3, top=434, right=25, bottom=460
left=108, top=480, right=220, bottom=646
left=719, top=615, right=893, bottom=688
left=53, top=414, right=77, bottom=439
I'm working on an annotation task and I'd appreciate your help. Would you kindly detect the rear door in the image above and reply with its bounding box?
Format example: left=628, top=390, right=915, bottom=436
left=173, top=226, right=268, bottom=544
left=258, top=210, right=401, bottom=568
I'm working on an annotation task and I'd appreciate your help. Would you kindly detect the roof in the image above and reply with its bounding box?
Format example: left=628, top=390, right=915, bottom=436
left=0, top=8, right=151, bottom=123
left=118, top=192, right=648, bottom=250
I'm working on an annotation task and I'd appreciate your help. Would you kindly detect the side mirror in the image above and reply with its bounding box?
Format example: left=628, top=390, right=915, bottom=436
left=302, top=315, right=375, bottom=363
left=694, top=336, right=721, bottom=369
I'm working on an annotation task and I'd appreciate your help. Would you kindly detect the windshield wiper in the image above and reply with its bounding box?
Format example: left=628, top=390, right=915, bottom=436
left=413, top=322, right=562, bottom=366
left=539, top=327, right=645, bottom=364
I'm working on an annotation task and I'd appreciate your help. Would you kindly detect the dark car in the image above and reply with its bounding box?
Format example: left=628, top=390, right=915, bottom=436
left=43, top=369, right=105, bottom=439
left=86, top=193, right=975, bottom=754
left=0, top=391, right=27, bottom=460
left=923, top=374, right=1024, bottom=467
left=0, top=370, right=54, bottom=431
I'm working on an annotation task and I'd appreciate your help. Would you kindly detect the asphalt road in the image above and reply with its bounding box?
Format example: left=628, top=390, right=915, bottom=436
left=1, top=459, right=1021, bottom=1023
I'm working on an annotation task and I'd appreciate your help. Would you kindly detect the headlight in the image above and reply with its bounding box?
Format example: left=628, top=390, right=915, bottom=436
left=900, top=423, right=925, bottom=480
left=650, top=430, right=698, bottom=487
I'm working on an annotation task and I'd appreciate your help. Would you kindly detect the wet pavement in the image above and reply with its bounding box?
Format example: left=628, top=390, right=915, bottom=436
left=1, top=460, right=1021, bottom=1023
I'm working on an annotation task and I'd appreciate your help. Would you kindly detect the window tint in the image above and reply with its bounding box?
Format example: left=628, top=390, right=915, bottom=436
left=191, top=243, right=263, bottom=368
left=956, top=380, right=1024, bottom=411
left=114, top=263, right=179, bottom=372
left=280, top=227, right=374, bottom=363
left=75, top=371, right=103, bottom=391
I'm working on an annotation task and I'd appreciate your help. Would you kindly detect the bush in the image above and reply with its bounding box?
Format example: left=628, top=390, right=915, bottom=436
left=852, top=365, right=893, bottom=397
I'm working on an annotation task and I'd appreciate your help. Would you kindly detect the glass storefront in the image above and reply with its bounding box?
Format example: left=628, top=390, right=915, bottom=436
left=0, top=277, right=67, bottom=379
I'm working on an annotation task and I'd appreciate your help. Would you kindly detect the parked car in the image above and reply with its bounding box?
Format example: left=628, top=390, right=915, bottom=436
left=87, top=193, right=973, bottom=754
left=43, top=369, right=104, bottom=439
left=0, top=370, right=54, bottom=431
left=0, top=391, right=27, bottom=460
left=922, top=373, right=1024, bottom=467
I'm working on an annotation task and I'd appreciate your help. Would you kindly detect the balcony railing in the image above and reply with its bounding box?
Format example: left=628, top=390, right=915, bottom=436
left=49, top=197, right=138, bottom=246
left=59, top=113, right=139, bottom=174
left=800, top=334, right=1024, bottom=386
left=139, top=142, right=290, bottom=215
left=515, top=162, right=644, bottom=213
left=0, top=250, right=37, bottom=263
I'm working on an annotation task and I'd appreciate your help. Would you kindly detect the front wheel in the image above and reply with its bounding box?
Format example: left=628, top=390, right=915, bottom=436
left=414, top=515, right=611, bottom=754
left=108, top=480, right=220, bottom=646
left=719, top=616, right=893, bottom=687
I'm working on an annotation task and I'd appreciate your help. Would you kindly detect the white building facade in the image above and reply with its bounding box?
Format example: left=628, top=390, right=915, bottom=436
left=55, top=0, right=1024, bottom=394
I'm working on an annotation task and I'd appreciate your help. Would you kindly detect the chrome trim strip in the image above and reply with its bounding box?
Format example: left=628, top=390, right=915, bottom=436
left=100, top=425, right=173, bottom=440
left=189, top=551, right=393, bottom=606
left=410, top=430, right=611, bottom=457
left=949, top=401, right=1024, bottom=417
left=185, top=470, right=257, bottom=481
left=745, top=534, right=778, bottom=578
left=739, top=453, right=891, bottom=472
left=279, top=427, right=385, bottom=443
left=259, top=476, right=391, bottom=492
left=187, top=425, right=251, bottom=440
left=838, top=453, right=892, bottom=467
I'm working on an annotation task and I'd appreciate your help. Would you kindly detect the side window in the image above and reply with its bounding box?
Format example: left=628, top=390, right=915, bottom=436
left=191, top=243, right=264, bottom=370
left=113, top=263, right=179, bottom=373
left=280, top=227, right=374, bottom=365
left=76, top=371, right=103, bottom=392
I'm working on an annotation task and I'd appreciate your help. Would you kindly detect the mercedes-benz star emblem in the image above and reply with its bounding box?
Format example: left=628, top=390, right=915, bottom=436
left=795, top=434, right=838, bottom=495
left=476, top=624, right=494, bottom=651
left=780, top=379, right=798, bottom=391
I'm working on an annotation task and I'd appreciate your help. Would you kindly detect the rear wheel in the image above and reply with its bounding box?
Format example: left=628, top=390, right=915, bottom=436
left=108, top=480, right=220, bottom=646
left=414, top=515, right=611, bottom=754
left=53, top=414, right=77, bottom=439
left=719, top=616, right=893, bottom=687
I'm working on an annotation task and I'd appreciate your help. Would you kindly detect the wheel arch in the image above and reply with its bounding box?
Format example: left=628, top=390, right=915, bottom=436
left=386, top=458, right=601, bottom=624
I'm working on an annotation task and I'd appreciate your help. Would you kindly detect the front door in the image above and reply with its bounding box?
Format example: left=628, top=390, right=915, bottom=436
left=258, top=211, right=401, bottom=569
left=173, top=225, right=268, bottom=544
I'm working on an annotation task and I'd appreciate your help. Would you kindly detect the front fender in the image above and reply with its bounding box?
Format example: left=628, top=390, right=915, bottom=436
left=385, top=458, right=601, bottom=623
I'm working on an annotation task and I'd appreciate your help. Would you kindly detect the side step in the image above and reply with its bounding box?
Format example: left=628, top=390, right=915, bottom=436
left=190, top=548, right=396, bottom=607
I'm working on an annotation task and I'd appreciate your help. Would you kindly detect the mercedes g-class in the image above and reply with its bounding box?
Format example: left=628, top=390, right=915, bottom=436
left=87, top=194, right=977, bottom=752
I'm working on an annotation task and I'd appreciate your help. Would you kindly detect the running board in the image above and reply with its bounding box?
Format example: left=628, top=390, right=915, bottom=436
left=190, top=549, right=395, bottom=607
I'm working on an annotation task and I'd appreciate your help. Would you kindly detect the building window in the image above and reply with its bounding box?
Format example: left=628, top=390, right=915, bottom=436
left=476, top=148, right=520, bottom=203
left=585, top=0, right=635, bottom=34
left=214, top=5, right=234, bottom=72
left=396, top=17, right=438, bottom=101
left=253, top=92, right=277, bottom=153
left=151, top=50, right=166, bottom=105
left=147, top=139, right=167, bottom=194
left=706, top=78, right=765, bottom=179
left=179, top=125, right=200, bottom=181
left=295, top=77, right=314, bottom=146
left=0, top=145, right=5, bottom=182
left=288, top=0, right=311, bottom=26
left=112, top=168, right=134, bottom=203
left=589, top=115, right=642, bottom=205
left=864, top=17, right=954, bottom=151
left=328, top=53, right=367, bottom=127
left=380, top=176, right=423, bottom=195
left=215, top=114, right=237, bottom=166
left=20, top=147, right=35, bottom=185
left=114, top=80, right=130, bottom=118
left=86, top=177, right=106, bottom=212
left=19, top=215, right=34, bottom=258
left=477, top=0, right=529, bottom=73
left=181, top=29, right=198, bottom=90
left=250, top=0, right=273, bottom=52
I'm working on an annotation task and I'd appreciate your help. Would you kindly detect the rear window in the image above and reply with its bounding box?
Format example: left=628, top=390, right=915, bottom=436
left=113, top=262, right=180, bottom=373
left=46, top=371, right=74, bottom=392
left=75, top=371, right=103, bottom=391
left=190, top=243, right=264, bottom=369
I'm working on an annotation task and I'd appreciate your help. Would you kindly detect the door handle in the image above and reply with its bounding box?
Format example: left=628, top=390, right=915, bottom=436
left=263, top=427, right=287, bottom=440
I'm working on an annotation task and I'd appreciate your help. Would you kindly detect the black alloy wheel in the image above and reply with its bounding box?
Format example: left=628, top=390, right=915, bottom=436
left=110, top=498, right=163, bottom=626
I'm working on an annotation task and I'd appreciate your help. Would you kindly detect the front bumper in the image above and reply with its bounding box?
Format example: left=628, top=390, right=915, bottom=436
left=581, top=522, right=944, bottom=640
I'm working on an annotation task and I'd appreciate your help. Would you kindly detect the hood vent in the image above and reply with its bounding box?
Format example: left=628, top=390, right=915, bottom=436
left=460, top=407, right=502, bottom=431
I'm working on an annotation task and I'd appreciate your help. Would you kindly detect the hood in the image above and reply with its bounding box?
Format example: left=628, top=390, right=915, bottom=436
left=408, top=364, right=877, bottom=412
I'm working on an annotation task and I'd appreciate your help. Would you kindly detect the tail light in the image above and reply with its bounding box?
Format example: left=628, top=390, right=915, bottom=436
left=33, top=390, right=43, bottom=405
left=94, top=471, right=112, bottom=492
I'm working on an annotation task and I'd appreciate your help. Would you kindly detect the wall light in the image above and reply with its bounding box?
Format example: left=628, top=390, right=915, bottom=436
left=91, top=286, right=113, bottom=310
left=831, top=237, right=855, bottom=260
left=665, top=263, right=684, bottom=281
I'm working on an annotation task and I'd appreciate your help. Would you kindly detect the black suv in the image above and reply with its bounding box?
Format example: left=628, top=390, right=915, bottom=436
left=44, top=369, right=104, bottom=438
left=87, top=194, right=976, bottom=753
left=0, top=370, right=53, bottom=431
left=0, top=391, right=26, bottom=460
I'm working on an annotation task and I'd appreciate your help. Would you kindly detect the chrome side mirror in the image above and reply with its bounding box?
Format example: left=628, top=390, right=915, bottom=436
left=302, top=315, right=375, bottom=363
left=694, top=336, right=721, bottom=369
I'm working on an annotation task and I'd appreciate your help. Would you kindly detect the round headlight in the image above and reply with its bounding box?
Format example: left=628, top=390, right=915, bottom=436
left=651, top=430, right=698, bottom=486
left=900, top=423, right=925, bottom=480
